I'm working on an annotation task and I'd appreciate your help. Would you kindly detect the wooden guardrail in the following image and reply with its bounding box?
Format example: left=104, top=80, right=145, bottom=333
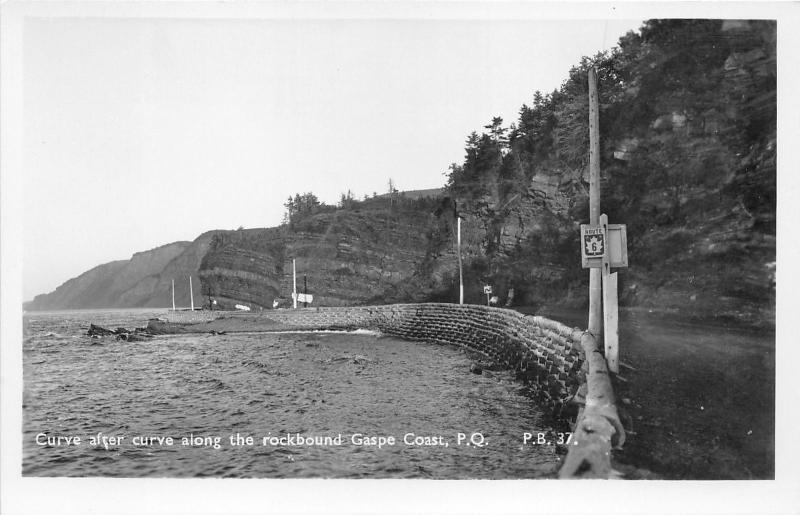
left=559, top=330, right=626, bottom=478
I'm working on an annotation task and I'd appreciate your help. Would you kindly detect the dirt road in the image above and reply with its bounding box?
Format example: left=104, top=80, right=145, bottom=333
left=529, top=306, right=775, bottom=479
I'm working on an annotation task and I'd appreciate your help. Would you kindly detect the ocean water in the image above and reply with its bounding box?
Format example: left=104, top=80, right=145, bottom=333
left=22, top=309, right=560, bottom=478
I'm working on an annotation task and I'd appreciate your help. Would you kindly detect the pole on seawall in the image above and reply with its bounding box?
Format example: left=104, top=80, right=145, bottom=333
left=189, top=276, right=194, bottom=311
left=457, top=217, right=463, bottom=305
left=304, top=275, right=308, bottom=308
left=171, top=279, right=175, bottom=311
left=588, top=66, right=602, bottom=338
left=293, top=259, right=297, bottom=309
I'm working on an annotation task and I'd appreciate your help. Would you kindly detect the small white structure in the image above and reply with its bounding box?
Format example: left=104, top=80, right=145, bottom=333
left=294, top=293, right=313, bottom=304
left=235, top=304, right=251, bottom=311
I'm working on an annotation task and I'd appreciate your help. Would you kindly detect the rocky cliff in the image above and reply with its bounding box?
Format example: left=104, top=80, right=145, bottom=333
left=125, top=231, right=221, bottom=308
left=198, top=196, right=455, bottom=310
left=441, top=19, right=776, bottom=325
left=26, top=239, right=210, bottom=310
left=27, top=260, right=129, bottom=310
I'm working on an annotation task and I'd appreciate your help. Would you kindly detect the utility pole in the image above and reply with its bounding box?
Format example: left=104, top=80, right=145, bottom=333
left=588, top=67, right=602, bottom=337
left=303, top=275, right=308, bottom=308
left=457, top=216, right=464, bottom=305
left=293, top=259, right=297, bottom=309
left=189, top=276, right=194, bottom=311
left=171, top=279, right=175, bottom=311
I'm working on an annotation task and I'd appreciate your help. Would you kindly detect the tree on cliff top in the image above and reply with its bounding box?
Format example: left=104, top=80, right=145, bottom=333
left=283, top=192, right=323, bottom=227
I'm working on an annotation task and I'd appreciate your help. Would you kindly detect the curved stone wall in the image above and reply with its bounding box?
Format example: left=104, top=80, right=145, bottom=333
left=162, top=310, right=218, bottom=324
left=164, top=303, right=624, bottom=478
left=215, top=304, right=582, bottom=414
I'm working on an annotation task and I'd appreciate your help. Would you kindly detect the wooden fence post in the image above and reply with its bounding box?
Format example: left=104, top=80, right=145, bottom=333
left=600, top=213, right=619, bottom=374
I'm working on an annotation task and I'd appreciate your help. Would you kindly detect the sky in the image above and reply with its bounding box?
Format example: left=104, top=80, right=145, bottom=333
left=20, top=13, right=647, bottom=300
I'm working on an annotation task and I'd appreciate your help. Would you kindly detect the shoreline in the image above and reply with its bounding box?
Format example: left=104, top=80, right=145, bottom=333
left=24, top=302, right=777, bottom=336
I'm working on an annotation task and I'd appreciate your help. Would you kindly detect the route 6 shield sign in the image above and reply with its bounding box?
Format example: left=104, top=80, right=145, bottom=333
left=581, top=224, right=605, bottom=268
left=582, top=225, right=605, bottom=258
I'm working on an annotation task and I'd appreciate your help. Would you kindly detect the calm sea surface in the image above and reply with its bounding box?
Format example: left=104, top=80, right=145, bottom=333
left=23, top=309, right=559, bottom=478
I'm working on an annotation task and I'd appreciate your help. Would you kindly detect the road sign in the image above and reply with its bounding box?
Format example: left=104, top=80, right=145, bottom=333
left=581, top=218, right=627, bottom=269
left=606, top=224, right=628, bottom=268
left=583, top=225, right=605, bottom=257
left=293, top=293, right=314, bottom=304
left=483, top=285, right=493, bottom=306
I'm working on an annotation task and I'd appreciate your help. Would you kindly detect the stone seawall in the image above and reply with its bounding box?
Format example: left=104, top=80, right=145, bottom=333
left=163, top=303, right=624, bottom=478
left=163, top=310, right=219, bottom=324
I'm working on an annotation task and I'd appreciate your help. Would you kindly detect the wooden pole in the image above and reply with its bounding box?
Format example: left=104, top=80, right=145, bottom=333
left=189, top=276, right=194, bottom=311
left=457, top=217, right=464, bottom=305
left=293, top=259, right=297, bottom=309
left=303, top=274, right=308, bottom=308
left=171, top=279, right=175, bottom=311
left=588, top=67, right=602, bottom=337
left=600, top=214, right=619, bottom=373
left=603, top=272, right=620, bottom=373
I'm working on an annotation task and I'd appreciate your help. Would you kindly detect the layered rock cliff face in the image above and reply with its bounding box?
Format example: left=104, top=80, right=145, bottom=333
left=198, top=197, right=456, bottom=309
